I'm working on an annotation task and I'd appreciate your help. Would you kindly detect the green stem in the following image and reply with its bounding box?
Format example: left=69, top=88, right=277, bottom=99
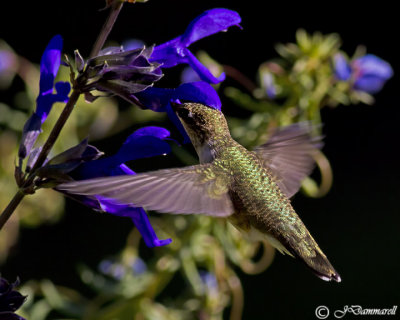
left=0, top=3, right=124, bottom=230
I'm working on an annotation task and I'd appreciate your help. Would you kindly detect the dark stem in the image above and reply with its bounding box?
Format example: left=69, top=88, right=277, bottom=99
left=27, top=90, right=81, bottom=176
left=223, top=65, right=258, bottom=93
left=0, top=191, right=25, bottom=230
left=0, top=3, right=124, bottom=230
left=90, top=1, right=124, bottom=58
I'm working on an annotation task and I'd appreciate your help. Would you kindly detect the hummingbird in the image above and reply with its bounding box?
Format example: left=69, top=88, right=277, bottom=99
left=59, top=102, right=341, bottom=282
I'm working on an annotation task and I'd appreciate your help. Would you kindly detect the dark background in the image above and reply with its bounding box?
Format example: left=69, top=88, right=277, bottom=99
left=1, top=1, right=399, bottom=319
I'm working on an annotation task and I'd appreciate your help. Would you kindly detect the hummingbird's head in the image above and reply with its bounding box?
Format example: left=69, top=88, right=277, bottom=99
left=172, top=102, right=230, bottom=161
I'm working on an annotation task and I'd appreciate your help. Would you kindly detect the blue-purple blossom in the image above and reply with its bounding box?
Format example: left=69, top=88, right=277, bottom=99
left=58, top=126, right=173, bottom=248
left=78, top=46, right=162, bottom=105
left=261, top=72, right=277, bottom=99
left=333, top=53, right=352, bottom=81
left=334, top=53, right=393, bottom=94
left=0, top=50, right=15, bottom=73
left=122, top=39, right=146, bottom=51
left=98, top=256, right=147, bottom=279
left=199, top=271, right=219, bottom=295
left=150, top=8, right=241, bottom=84
left=0, top=48, right=18, bottom=86
left=352, top=54, right=393, bottom=93
left=136, top=81, right=222, bottom=143
left=0, top=277, right=26, bottom=320
left=19, top=35, right=70, bottom=160
left=37, top=36, right=70, bottom=120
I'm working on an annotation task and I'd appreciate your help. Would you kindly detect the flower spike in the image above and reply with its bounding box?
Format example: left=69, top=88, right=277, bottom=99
left=19, top=35, right=70, bottom=160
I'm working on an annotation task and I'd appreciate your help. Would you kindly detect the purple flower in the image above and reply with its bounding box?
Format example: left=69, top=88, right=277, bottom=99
left=0, top=50, right=15, bottom=73
left=150, top=8, right=241, bottom=84
left=77, top=46, right=163, bottom=105
left=122, top=39, right=146, bottom=51
left=333, top=53, right=352, bottom=81
left=0, top=277, right=26, bottom=320
left=352, top=54, right=393, bottom=93
left=334, top=53, right=393, bottom=94
left=136, top=81, right=222, bottom=143
left=19, top=35, right=70, bottom=160
left=56, top=126, right=173, bottom=247
left=129, top=9, right=239, bottom=141
left=200, top=271, right=218, bottom=289
left=0, top=49, right=18, bottom=86
left=261, top=72, right=277, bottom=99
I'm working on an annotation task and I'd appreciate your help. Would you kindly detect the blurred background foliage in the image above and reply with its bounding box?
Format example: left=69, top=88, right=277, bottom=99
left=0, top=1, right=398, bottom=320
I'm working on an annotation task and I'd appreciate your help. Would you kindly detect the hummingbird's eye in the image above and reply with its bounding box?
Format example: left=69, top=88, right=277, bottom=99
left=177, top=108, right=192, bottom=119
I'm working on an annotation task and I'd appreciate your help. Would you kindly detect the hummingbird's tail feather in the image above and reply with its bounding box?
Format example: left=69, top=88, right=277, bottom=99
left=292, top=247, right=341, bottom=282
left=276, top=232, right=341, bottom=282
left=242, top=223, right=341, bottom=282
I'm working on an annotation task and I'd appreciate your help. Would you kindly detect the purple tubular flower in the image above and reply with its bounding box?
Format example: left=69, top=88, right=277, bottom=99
left=19, top=35, right=70, bottom=160
left=37, top=35, right=70, bottom=123
left=60, top=126, right=173, bottom=248
left=150, top=8, right=241, bottom=84
left=136, top=81, right=222, bottom=143
left=333, top=53, right=352, bottom=81
left=333, top=53, right=393, bottom=94
left=352, top=54, right=393, bottom=93
left=81, top=46, right=162, bottom=105
left=122, top=39, right=146, bottom=51
left=0, top=277, right=27, bottom=320
left=261, top=73, right=277, bottom=99
left=0, top=49, right=17, bottom=78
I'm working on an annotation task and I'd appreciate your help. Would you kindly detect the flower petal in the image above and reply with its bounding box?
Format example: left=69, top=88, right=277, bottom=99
left=0, top=277, right=27, bottom=315
left=39, top=35, right=63, bottom=95
left=354, top=75, right=387, bottom=94
left=174, top=81, right=222, bottom=110
left=137, top=81, right=221, bottom=112
left=96, top=198, right=172, bottom=247
left=131, top=126, right=170, bottom=140
left=150, top=38, right=184, bottom=68
left=353, top=54, right=393, bottom=79
left=180, top=8, right=241, bottom=47
left=129, top=208, right=172, bottom=247
left=71, top=126, right=172, bottom=180
left=150, top=8, right=240, bottom=85
left=55, top=81, right=71, bottom=97
left=185, top=49, right=225, bottom=84
left=352, top=54, right=393, bottom=93
left=122, top=39, right=146, bottom=51
left=18, top=113, right=42, bottom=159
left=115, top=135, right=171, bottom=163
left=333, top=53, right=351, bottom=81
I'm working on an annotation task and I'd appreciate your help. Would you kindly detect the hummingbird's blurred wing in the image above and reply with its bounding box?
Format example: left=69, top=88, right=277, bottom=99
left=57, top=164, right=234, bottom=217
left=254, top=122, right=323, bottom=198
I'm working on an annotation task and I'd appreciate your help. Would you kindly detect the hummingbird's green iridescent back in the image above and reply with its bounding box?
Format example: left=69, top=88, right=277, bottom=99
left=174, top=102, right=340, bottom=282
left=218, top=140, right=338, bottom=281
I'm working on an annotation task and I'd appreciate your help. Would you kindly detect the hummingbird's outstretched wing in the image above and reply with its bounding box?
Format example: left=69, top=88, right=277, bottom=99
left=57, top=164, right=234, bottom=217
left=254, top=122, right=323, bottom=198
